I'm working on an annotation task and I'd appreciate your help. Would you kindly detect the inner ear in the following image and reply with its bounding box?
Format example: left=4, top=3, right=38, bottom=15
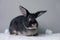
left=19, top=6, right=30, bottom=17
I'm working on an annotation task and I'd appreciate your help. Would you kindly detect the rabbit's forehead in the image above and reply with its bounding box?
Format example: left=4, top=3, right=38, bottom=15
left=27, top=14, right=35, bottom=21
left=28, top=14, right=35, bottom=18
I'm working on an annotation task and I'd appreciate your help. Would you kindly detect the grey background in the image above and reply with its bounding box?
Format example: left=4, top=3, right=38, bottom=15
left=0, top=0, right=60, bottom=33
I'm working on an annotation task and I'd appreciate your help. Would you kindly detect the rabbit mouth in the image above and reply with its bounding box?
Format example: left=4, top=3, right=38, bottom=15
left=25, top=27, right=37, bottom=30
left=23, top=22, right=38, bottom=30
left=24, top=24, right=37, bottom=30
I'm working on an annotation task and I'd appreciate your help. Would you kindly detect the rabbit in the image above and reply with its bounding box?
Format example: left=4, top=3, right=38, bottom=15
left=9, top=6, right=47, bottom=36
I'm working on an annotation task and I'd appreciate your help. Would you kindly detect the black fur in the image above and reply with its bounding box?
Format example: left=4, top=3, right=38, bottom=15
left=9, top=6, right=47, bottom=36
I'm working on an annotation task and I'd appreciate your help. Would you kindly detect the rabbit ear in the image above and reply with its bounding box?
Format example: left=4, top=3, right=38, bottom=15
left=34, top=10, right=47, bottom=18
left=19, top=6, right=29, bottom=17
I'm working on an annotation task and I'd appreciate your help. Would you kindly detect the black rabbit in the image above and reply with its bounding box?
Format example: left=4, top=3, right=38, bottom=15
left=9, top=6, right=47, bottom=36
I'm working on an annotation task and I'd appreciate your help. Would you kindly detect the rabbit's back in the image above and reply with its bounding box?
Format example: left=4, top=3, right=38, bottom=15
left=9, top=15, right=26, bottom=34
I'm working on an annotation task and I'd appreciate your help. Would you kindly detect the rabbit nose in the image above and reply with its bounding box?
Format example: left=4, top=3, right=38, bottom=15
left=32, top=23, right=37, bottom=27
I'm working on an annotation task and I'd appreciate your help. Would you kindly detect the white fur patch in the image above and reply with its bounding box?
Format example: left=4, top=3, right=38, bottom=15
left=18, top=32, right=21, bottom=35
left=13, top=30, right=17, bottom=34
left=26, top=27, right=37, bottom=29
left=22, top=29, right=38, bottom=35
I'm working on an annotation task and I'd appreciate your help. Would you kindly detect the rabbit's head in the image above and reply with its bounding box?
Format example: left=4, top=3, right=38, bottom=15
left=19, top=6, right=47, bottom=30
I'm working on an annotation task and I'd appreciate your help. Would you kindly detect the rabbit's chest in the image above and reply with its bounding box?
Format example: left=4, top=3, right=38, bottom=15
left=22, top=29, right=38, bottom=36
